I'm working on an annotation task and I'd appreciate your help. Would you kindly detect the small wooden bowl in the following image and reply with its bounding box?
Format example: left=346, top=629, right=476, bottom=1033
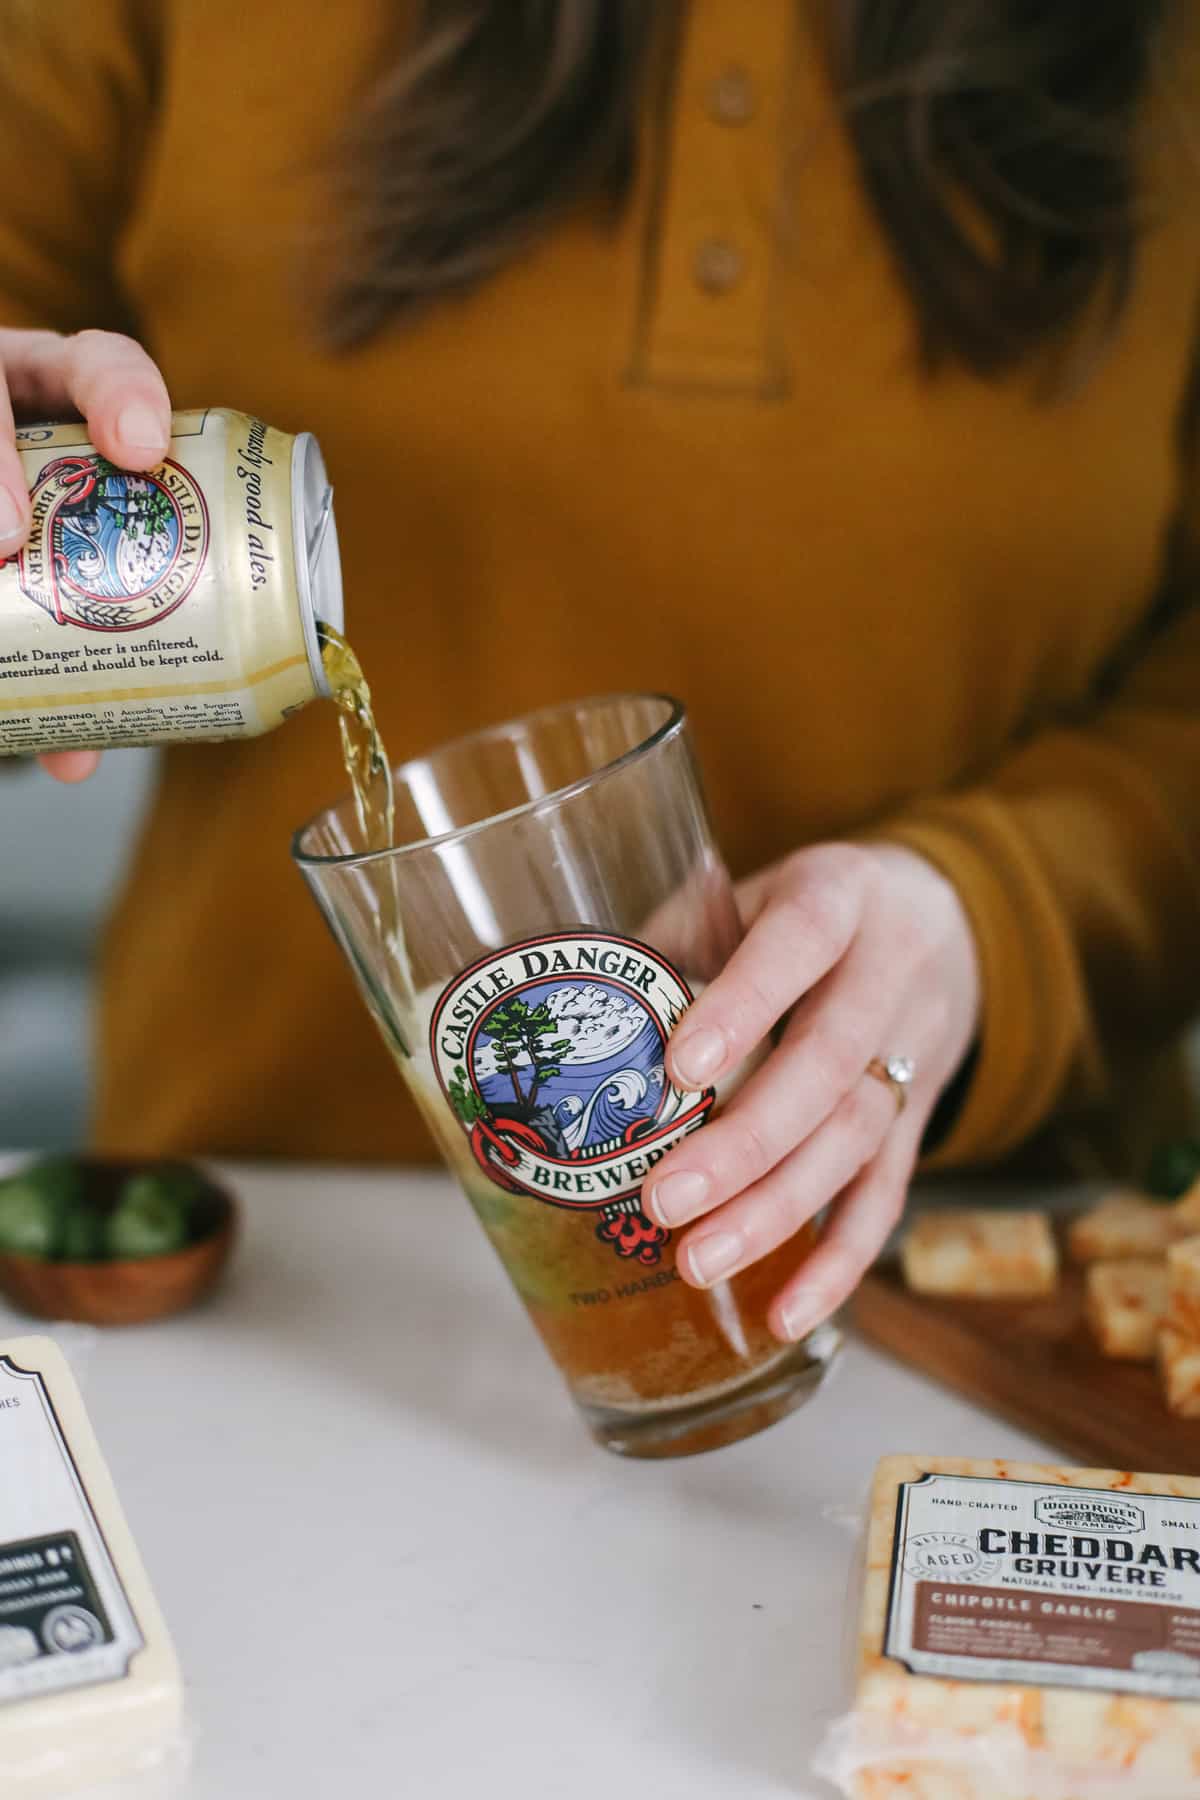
left=0, top=1160, right=237, bottom=1327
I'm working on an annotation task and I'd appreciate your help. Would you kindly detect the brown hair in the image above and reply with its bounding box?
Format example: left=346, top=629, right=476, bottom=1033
left=325, top=1, right=1172, bottom=375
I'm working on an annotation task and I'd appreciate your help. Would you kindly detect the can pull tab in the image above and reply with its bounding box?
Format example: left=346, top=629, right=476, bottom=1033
left=306, top=483, right=334, bottom=572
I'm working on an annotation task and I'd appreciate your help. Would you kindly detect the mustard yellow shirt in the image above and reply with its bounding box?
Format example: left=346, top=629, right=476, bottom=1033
left=0, top=0, right=1197, bottom=1172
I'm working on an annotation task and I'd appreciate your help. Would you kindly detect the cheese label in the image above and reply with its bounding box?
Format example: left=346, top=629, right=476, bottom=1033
left=0, top=1351, right=144, bottom=1703
left=885, top=1472, right=1200, bottom=1698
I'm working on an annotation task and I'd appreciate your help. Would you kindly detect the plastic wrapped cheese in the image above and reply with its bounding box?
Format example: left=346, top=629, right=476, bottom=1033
left=815, top=1455, right=1200, bottom=1799
left=0, top=1336, right=185, bottom=1796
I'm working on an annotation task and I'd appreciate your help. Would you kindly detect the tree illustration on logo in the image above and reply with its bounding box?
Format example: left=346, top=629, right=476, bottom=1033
left=133, top=488, right=173, bottom=540
left=482, top=998, right=574, bottom=1114
left=87, top=456, right=172, bottom=540
left=89, top=456, right=125, bottom=523
left=448, top=1064, right=489, bottom=1126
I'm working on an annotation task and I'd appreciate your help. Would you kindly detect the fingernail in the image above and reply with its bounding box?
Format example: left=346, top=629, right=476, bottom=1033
left=778, top=1292, right=820, bottom=1342
left=672, top=1026, right=727, bottom=1088
left=649, top=1170, right=710, bottom=1227
left=116, top=403, right=167, bottom=454
left=48, top=751, right=101, bottom=783
left=0, top=485, right=25, bottom=543
left=687, top=1230, right=744, bottom=1287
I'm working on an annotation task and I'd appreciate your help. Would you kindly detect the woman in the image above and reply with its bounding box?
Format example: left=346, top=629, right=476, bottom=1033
left=0, top=1, right=1196, bottom=1344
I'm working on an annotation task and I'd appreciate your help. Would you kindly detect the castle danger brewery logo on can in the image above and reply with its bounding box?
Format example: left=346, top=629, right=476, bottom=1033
left=13, top=451, right=210, bottom=632
left=431, top=932, right=715, bottom=1266
left=0, top=407, right=343, bottom=754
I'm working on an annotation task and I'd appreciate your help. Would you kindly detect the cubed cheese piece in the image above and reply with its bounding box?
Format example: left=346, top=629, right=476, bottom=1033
left=1174, top=1177, right=1200, bottom=1231
left=1084, top=1259, right=1167, bottom=1360
left=1067, top=1190, right=1181, bottom=1262
left=1167, top=1236, right=1200, bottom=1339
left=0, top=1336, right=182, bottom=1796
left=1160, top=1325, right=1200, bottom=1418
left=899, top=1210, right=1057, bottom=1297
left=815, top=1455, right=1200, bottom=1800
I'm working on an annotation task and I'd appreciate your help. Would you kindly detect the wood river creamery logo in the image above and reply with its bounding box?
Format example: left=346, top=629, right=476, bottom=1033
left=431, top=932, right=715, bottom=1265
left=0, top=454, right=209, bottom=631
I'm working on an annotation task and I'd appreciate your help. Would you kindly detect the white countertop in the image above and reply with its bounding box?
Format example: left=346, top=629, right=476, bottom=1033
left=0, top=1165, right=1058, bottom=1800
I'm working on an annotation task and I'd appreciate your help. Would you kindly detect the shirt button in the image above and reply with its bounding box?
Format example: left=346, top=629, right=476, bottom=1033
left=707, top=65, right=755, bottom=126
left=693, top=238, right=745, bottom=295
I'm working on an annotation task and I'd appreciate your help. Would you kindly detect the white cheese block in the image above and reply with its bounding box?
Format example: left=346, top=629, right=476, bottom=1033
left=899, top=1210, right=1058, bottom=1298
left=1166, top=1235, right=1200, bottom=1339
left=0, top=1336, right=183, bottom=1796
left=1174, top=1179, right=1200, bottom=1231
left=1067, top=1191, right=1183, bottom=1263
left=816, top=1455, right=1200, bottom=1799
left=1159, top=1326, right=1200, bottom=1419
left=1083, top=1259, right=1167, bottom=1360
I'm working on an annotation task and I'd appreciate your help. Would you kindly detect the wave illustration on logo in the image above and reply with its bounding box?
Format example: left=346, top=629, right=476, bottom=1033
left=431, top=933, right=716, bottom=1265
left=1, top=454, right=209, bottom=631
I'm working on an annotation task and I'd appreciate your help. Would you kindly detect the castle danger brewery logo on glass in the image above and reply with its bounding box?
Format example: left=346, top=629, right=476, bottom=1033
left=431, top=932, right=715, bottom=1265
left=0, top=407, right=342, bottom=754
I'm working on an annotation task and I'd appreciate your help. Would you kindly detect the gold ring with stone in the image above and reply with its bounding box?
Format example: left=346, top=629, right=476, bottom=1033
left=865, top=1056, right=915, bottom=1115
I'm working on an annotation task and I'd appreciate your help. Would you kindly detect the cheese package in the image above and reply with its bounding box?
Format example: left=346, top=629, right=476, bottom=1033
left=1166, top=1237, right=1200, bottom=1339
left=899, top=1211, right=1057, bottom=1298
left=0, top=1336, right=185, bottom=1797
left=1067, top=1191, right=1182, bottom=1263
left=1083, top=1260, right=1167, bottom=1360
left=815, top=1455, right=1200, bottom=1799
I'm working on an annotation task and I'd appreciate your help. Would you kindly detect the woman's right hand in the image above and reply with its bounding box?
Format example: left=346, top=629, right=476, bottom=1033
left=0, top=327, right=173, bottom=783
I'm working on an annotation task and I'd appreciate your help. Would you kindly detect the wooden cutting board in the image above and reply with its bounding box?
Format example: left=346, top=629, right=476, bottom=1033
left=852, top=1249, right=1200, bottom=1475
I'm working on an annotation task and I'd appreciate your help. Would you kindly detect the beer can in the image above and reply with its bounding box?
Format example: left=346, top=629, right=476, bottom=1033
left=0, top=406, right=344, bottom=753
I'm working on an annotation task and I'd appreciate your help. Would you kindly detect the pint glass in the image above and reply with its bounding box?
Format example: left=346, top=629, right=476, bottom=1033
left=294, top=695, right=837, bottom=1456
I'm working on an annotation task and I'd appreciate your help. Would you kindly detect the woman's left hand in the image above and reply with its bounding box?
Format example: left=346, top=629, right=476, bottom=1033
left=647, top=843, right=981, bottom=1343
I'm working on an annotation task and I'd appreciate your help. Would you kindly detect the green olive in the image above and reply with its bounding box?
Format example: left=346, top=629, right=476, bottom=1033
left=60, top=1201, right=108, bottom=1263
left=106, top=1164, right=204, bottom=1260
left=0, top=1158, right=87, bottom=1259
left=1146, top=1138, right=1200, bottom=1200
